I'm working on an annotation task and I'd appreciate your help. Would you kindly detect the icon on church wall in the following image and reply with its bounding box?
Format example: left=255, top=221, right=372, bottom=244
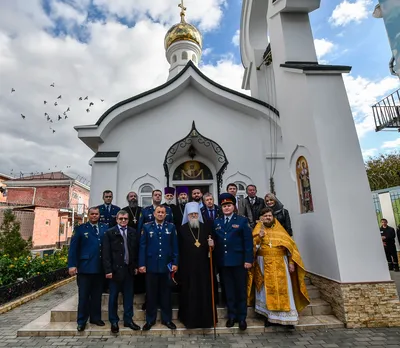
left=296, top=156, right=314, bottom=214
left=173, top=160, right=213, bottom=181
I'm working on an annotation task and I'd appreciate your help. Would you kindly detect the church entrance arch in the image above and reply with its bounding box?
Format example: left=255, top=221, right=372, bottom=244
left=163, top=121, right=229, bottom=198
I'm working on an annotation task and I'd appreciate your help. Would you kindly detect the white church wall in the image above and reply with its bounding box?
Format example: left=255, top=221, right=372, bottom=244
left=95, top=86, right=280, bottom=207
left=89, top=160, right=119, bottom=207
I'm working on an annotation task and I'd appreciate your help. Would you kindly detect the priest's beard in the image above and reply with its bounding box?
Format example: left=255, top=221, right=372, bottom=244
left=129, top=200, right=138, bottom=208
left=263, top=219, right=275, bottom=228
left=178, top=198, right=188, bottom=205
left=165, top=199, right=174, bottom=206
left=189, top=218, right=200, bottom=229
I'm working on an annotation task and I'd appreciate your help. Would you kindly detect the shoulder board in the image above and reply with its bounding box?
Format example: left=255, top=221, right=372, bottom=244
left=145, top=221, right=153, bottom=225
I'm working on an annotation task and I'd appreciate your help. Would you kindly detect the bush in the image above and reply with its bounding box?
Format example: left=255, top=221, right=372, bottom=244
left=0, top=247, right=68, bottom=286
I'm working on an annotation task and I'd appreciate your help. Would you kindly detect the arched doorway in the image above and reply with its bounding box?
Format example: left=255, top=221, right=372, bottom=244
left=163, top=121, right=229, bottom=197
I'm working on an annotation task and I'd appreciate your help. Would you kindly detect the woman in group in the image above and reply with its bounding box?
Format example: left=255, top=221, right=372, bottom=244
left=264, top=193, right=293, bottom=236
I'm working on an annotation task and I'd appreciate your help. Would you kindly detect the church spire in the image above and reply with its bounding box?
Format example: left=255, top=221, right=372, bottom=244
left=179, top=0, right=187, bottom=23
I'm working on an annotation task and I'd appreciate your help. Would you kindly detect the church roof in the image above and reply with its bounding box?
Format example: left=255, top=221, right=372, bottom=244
left=94, top=60, right=279, bottom=127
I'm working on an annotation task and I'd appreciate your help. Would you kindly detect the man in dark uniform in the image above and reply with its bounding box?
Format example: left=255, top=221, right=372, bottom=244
left=121, top=191, right=142, bottom=231
left=171, top=186, right=189, bottom=227
left=139, top=205, right=179, bottom=331
left=212, top=193, right=253, bottom=331
left=98, top=190, right=120, bottom=227
left=137, top=189, right=173, bottom=233
left=201, top=192, right=221, bottom=225
left=380, top=218, right=399, bottom=271
left=163, top=187, right=176, bottom=210
left=102, top=210, right=141, bottom=334
left=68, top=207, right=108, bottom=332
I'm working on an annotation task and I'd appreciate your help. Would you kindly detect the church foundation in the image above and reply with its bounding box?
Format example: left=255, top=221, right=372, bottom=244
left=308, top=273, right=400, bottom=328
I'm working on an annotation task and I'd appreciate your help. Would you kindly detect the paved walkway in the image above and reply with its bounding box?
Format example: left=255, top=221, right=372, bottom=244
left=1, top=278, right=400, bottom=347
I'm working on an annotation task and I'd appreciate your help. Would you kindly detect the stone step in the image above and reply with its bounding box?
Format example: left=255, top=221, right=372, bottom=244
left=306, top=285, right=320, bottom=300
left=17, top=311, right=344, bottom=337
left=50, top=294, right=331, bottom=323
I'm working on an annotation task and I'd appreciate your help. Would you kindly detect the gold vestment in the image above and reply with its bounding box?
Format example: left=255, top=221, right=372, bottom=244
left=247, top=221, right=310, bottom=313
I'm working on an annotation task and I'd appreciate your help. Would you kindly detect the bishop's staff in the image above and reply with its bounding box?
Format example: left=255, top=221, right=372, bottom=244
left=208, top=235, right=217, bottom=339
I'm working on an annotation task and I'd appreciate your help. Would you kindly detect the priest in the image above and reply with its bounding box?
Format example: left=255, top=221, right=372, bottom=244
left=247, top=207, right=310, bottom=328
left=172, top=186, right=189, bottom=228
left=177, top=202, right=216, bottom=329
left=121, top=191, right=142, bottom=231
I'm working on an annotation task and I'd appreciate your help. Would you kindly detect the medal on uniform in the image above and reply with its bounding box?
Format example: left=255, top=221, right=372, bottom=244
left=149, top=232, right=153, bottom=238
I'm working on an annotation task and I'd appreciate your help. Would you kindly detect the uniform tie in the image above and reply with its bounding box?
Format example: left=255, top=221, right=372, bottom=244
left=157, top=224, right=162, bottom=231
left=225, top=217, right=229, bottom=226
left=107, top=205, right=111, bottom=213
left=209, top=209, right=214, bottom=220
left=93, top=225, right=98, bottom=235
left=121, top=227, right=129, bottom=265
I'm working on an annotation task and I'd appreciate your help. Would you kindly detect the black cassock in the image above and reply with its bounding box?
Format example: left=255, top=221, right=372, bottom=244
left=177, top=222, right=215, bottom=328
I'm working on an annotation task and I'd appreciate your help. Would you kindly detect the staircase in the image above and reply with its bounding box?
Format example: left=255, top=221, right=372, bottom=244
left=17, top=278, right=343, bottom=336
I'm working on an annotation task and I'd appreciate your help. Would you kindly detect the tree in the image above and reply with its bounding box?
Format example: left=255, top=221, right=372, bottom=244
left=0, top=209, right=32, bottom=258
left=365, top=151, right=400, bottom=191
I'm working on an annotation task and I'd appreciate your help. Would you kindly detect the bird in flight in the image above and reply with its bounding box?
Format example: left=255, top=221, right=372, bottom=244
left=57, top=95, right=62, bottom=99
left=58, top=115, right=62, bottom=121
left=21, top=114, right=26, bottom=119
left=47, top=116, right=51, bottom=121
left=100, top=99, right=104, bottom=102
left=66, top=107, right=70, bottom=112
left=89, top=102, right=94, bottom=107
left=11, top=88, right=15, bottom=93
left=86, top=108, right=90, bottom=113
left=44, top=101, right=47, bottom=104
left=84, top=96, right=88, bottom=100
left=53, top=129, right=56, bottom=133
left=54, top=102, right=58, bottom=106
left=50, top=83, right=55, bottom=87
left=44, top=112, right=49, bottom=116
left=64, top=115, right=68, bottom=119
left=79, top=97, right=82, bottom=100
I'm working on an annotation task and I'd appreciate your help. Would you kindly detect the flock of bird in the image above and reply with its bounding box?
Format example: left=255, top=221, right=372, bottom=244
left=10, top=83, right=105, bottom=134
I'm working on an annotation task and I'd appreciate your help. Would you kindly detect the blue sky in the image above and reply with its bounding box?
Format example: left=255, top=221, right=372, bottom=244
left=0, top=0, right=398, bottom=179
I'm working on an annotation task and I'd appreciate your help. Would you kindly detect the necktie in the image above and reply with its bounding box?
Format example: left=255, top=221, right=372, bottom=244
left=93, top=225, right=98, bottom=235
left=121, top=227, right=129, bottom=264
left=157, top=224, right=162, bottom=231
left=225, top=217, right=229, bottom=226
left=107, top=205, right=111, bottom=213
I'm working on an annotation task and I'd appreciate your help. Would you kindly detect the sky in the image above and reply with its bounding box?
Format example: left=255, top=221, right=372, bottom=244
left=0, top=0, right=399, bottom=183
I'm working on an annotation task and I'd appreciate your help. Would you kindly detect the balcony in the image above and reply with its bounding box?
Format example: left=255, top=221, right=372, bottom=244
left=372, top=88, right=400, bottom=132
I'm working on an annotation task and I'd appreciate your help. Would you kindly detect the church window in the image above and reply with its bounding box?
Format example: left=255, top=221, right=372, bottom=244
left=139, top=184, right=154, bottom=207
left=235, top=181, right=246, bottom=200
left=172, top=55, right=177, bottom=63
left=182, top=51, right=188, bottom=60
left=192, top=54, right=197, bottom=63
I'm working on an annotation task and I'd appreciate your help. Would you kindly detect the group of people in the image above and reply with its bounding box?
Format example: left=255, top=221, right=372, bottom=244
left=68, top=183, right=310, bottom=333
left=380, top=218, right=400, bottom=272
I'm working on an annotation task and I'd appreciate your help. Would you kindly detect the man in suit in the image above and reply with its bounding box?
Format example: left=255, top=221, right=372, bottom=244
left=137, top=189, right=173, bottom=233
left=226, top=183, right=254, bottom=227
left=102, top=210, right=141, bottom=333
left=98, top=190, right=120, bottom=227
left=243, top=185, right=265, bottom=228
left=200, top=192, right=221, bottom=225
left=139, top=205, right=179, bottom=331
left=68, top=207, right=108, bottom=332
left=212, top=193, right=253, bottom=330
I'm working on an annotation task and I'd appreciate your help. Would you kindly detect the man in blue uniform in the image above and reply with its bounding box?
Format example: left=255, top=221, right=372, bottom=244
left=137, top=189, right=173, bottom=233
left=212, top=193, right=253, bottom=330
left=139, top=205, right=179, bottom=331
left=98, top=190, right=120, bottom=227
left=68, top=207, right=108, bottom=332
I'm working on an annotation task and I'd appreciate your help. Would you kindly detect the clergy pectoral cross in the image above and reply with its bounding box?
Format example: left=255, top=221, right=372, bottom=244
left=268, top=240, right=273, bottom=248
left=133, top=217, right=137, bottom=224
left=195, top=240, right=201, bottom=248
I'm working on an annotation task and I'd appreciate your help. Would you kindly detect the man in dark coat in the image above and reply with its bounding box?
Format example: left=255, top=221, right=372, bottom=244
left=102, top=210, right=141, bottom=333
left=171, top=186, right=189, bottom=228
left=201, top=192, right=221, bottom=225
left=97, top=190, right=120, bottom=227
left=163, top=187, right=176, bottom=210
left=68, top=207, right=108, bottom=332
left=380, top=218, right=399, bottom=272
left=178, top=202, right=216, bottom=328
left=121, top=191, right=142, bottom=231
left=212, top=193, right=253, bottom=331
left=243, top=185, right=266, bottom=228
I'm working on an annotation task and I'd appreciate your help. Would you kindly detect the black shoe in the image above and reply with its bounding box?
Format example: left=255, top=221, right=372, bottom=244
left=111, top=323, right=119, bottom=334
left=226, top=318, right=235, bottom=328
left=77, top=324, right=85, bottom=332
left=89, top=320, right=105, bottom=326
left=142, top=322, right=154, bottom=331
left=239, top=320, right=247, bottom=331
left=124, top=321, right=141, bottom=331
left=162, top=321, right=177, bottom=330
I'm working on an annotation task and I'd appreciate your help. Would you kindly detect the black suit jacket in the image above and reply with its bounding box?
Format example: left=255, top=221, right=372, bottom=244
left=102, top=226, right=139, bottom=282
left=201, top=204, right=221, bottom=225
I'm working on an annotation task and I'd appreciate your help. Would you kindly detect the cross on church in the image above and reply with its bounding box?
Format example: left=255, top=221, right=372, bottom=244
left=179, top=0, right=186, bottom=22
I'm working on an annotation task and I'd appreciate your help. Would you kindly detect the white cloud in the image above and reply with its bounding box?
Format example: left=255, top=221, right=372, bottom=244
left=361, top=148, right=378, bottom=158
left=381, top=138, right=400, bottom=149
left=329, top=0, right=372, bottom=27
left=203, top=47, right=213, bottom=56
left=232, top=29, right=240, bottom=47
left=343, top=74, right=399, bottom=137
left=314, top=38, right=335, bottom=60
left=0, top=1, right=243, bottom=179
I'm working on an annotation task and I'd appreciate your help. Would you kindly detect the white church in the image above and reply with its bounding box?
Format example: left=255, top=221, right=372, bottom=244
left=76, top=0, right=400, bottom=328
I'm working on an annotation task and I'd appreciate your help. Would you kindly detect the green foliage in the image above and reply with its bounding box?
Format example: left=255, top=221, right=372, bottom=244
left=365, top=151, right=400, bottom=191
left=0, top=247, right=68, bottom=286
left=0, top=209, right=32, bottom=259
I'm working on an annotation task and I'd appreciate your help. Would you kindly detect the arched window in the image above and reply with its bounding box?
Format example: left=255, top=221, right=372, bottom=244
left=172, top=55, right=177, bottom=63
left=182, top=51, right=188, bottom=60
left=192, top=54, right=197, bottom=63
left=139, top=184, right=154, bottom=207
left=235, top=181, right=246, bottom=200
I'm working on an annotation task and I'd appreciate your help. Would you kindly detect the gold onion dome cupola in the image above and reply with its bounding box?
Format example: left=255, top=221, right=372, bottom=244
left=164, top=1, right=202, bottom=50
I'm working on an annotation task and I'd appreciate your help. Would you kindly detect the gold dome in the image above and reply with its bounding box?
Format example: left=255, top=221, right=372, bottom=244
left=164, top=2, right=202, bottom=50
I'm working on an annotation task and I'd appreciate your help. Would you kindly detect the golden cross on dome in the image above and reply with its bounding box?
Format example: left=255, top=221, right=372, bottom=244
left=178, top=0, right=187, bottom=23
